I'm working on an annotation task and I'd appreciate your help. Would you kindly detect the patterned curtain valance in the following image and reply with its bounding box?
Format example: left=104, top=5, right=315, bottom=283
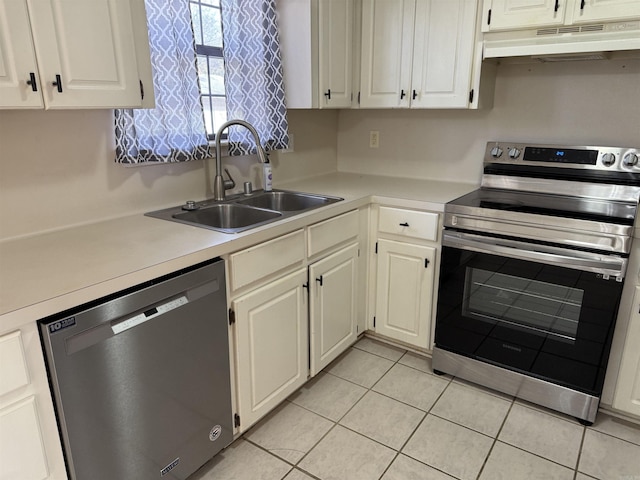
left=114, top=0, right=210, bottom=164
left=220, top=0, right=289, bottom=156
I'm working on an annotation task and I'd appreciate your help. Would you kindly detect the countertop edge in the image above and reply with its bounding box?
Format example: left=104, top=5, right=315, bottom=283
left=1, top=173, right=478, bottom=330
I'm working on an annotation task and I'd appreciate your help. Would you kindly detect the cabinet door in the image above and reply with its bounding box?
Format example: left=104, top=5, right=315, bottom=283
left=0, top=0, right=43, bottom=108
left=572, top=0, right=640, bottom=24
left=26, top=0, right=142, bottom=108
left=0, top=396, right=49, bottom=480
left=233, top=269, right=308, bottom=430
left=375, top=239, right=435, bottom=348
left=309, top=243, right=358, bottom=376
left=360, top=0, right=415, bottom=108
left=411, top=0, right=477, bottom=108
left=486, top=0, right=567, bottom=31
left=612, top=285, right=640, bottom=417
left=318, top=0, right=353, bottom=108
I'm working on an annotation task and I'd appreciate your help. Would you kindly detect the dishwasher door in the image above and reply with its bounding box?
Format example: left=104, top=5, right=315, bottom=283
left=40, top=259, right=233, bottom=480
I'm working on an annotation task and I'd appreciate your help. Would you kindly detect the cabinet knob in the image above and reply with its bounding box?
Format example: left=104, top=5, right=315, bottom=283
left=26, top=72, right=38, bottom=92
left=52, top=74, right=63, bottom=93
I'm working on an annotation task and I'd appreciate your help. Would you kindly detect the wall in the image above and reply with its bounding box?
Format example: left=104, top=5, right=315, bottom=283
left=337, top=58, right=640, bottom=184
left=0, top=109, right=339, bottom=241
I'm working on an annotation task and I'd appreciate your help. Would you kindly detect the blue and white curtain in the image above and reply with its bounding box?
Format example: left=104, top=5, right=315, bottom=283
left=220, top=0, right=289, bottom=156
left=114, top=0, right=210, bottom=164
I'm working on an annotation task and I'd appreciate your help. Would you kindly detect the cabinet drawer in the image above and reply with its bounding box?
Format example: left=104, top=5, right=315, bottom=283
left=0, top=331, right=29, bottom=397
left=378, top=207, right=439, bottom=241
left=230, top=229, right=305, bottom=290
left=308, top=210, right=359, bottom=257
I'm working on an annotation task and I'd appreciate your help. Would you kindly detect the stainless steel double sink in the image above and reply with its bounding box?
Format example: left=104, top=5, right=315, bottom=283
left=146, top=190, right=343, bottom=233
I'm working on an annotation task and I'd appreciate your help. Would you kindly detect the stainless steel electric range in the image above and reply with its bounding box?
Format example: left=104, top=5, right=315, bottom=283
left=433, top=141, right=640, bottom=425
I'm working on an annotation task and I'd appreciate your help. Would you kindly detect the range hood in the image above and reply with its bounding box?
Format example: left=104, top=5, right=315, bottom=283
left=483, top=19, right=640, bottom=60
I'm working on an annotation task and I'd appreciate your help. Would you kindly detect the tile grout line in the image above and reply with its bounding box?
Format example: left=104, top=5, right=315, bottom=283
left=573, top=424, right=588, bottom=479
left=284, top=343, right=407, bottom=479
left=474, top=396, right=517, bottom=480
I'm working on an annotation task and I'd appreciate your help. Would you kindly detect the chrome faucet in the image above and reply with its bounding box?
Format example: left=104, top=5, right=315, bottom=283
left=214, top=119, right=269, bottom=201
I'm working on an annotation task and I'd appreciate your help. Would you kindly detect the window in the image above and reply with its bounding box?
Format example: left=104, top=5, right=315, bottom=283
left=190, top=0, right=227, bottom=139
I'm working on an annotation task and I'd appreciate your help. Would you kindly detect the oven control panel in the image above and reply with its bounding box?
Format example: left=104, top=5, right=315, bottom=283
left=485, top=142, right=640, bottom=172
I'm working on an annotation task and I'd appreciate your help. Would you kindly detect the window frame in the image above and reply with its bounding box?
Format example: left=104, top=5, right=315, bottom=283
left=190, top=0, right=227, bottom=141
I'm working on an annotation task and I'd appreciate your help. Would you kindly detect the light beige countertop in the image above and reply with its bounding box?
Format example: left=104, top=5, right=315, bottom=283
left=0, top=172, right=476, bottom=330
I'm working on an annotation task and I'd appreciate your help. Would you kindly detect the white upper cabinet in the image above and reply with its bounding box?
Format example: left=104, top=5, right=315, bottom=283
left=571, top=0, right=640, bottom=24
left=411, top=0, right=477, bottom=108
left=483, top=0, right=567, bottom=31
left=359, top=0, right=415, bottom=108
left=318, top=0, right=354, bottom=107
left=278, top=0, right=356, bottom=109
left=0, top=0, right=153, bottom=109
left=483, top=0, right=640, bottom=31
left=360, top=0, right=479, bottom=109
left=0, top=0, right=42, bottom=108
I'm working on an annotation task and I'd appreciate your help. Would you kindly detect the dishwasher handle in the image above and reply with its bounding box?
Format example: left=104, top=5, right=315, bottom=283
left=64, top=294, right=191, bottom=356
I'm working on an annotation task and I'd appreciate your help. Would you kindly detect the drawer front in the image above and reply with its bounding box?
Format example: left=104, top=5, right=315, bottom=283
left=308, top=210, right=359, bottom=257
left=378, top=207, right=439, bottom=241
left=231, top=229, right=305, bottom=290
left=0, top=331, right=29, bottom=397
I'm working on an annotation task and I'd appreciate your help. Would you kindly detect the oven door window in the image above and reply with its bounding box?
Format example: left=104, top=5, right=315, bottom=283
left=435, top=247, right=623, bottom=396
left=463, top=268, right=583, bottom=342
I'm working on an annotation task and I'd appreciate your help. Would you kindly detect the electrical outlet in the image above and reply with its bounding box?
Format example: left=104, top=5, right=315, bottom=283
left=370, top=131, right=379, bottom=148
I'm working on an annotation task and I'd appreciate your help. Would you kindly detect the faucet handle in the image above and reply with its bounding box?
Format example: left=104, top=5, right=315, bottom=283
left=223, top=168, right=236, bottom=190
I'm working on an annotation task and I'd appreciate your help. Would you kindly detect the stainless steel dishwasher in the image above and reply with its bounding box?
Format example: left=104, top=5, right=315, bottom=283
left=40, top=258, right=233, bottom=480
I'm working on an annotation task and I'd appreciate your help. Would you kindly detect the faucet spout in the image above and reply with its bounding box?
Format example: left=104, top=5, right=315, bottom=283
left=214, top=119, right=268, bottom=201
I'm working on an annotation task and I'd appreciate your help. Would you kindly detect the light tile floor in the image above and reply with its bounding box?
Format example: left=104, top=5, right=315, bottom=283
left=191, top=337, right=640, bottom=480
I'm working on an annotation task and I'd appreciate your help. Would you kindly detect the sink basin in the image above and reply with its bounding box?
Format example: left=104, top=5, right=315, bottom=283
left=146, top=189, right=343, bottom=233
left=173, top=204, right=282, bottom=233
left=236, top=191, right=342, bottom=211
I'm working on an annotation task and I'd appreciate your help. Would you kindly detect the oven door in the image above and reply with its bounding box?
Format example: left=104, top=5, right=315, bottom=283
left=435, top=230, right=626, bottom=397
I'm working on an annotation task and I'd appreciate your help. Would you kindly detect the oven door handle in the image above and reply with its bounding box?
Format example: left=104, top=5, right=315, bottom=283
left=443, top=231, right=627, bottom=279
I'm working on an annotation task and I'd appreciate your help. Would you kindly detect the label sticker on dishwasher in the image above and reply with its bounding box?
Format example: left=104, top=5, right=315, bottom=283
left=48, top=316, right=76, bottom=334
left=111, top=296, right=188, bottom=335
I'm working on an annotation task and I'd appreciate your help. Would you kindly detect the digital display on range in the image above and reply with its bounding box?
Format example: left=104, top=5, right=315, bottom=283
left=524, top=147, right=598, bottom=165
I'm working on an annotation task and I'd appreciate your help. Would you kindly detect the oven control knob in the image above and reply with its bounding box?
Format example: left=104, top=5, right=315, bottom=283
left=508, top=148, right=521, bottom=159
left=623, top=153, right=639, bottom=167
left=601, top=153, right=616, bottom=167
left=490, top=146, right=503, bottom=158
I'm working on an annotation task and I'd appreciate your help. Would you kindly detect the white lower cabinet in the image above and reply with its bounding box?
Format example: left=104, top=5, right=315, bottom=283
left=0, top=396, right=48, bottom=480
left=0, top=326, right=65, bottom=480
left=613, top=285, right=640, bottom=417
left=232, top=269, right=308, bottom=430
left=374, top=239, right=436, bottom=349
left=309, top=243, right=359, bottom=376
left=229, top=210, right=362, bottom=432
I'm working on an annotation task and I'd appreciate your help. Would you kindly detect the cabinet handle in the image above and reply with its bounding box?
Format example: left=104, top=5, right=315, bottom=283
left=26, top=72, right=38, bottom=92
left=303, top=282, right=309, bottom=290
left=316, top=276, right=323, bottom=286
left=52, top=74, right=63, bottom=93
left=324, top=89, right=331, bottom=100
left=555, top=0, right=560, bottom=12
left=399, top=222, right=409, bottom=227
left=412, top=90, right=418, bottom=100
left=425, top=258, right=430, bottom=268
left=400, top=89, right=406, bottom=99
left=580, top=0, right=585, bottom=9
